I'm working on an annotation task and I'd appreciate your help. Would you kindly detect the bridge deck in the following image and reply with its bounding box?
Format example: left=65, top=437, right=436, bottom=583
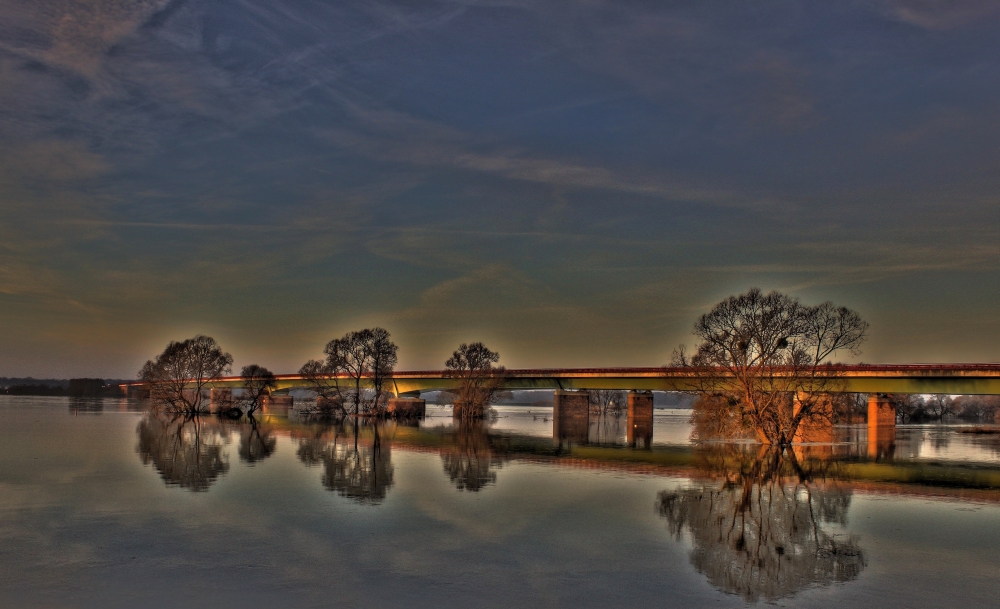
left=123, top=364, right=1000, bottom=395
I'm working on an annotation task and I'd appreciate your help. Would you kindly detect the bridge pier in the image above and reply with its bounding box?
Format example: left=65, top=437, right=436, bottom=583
left=867, top=394, right=896, bottom=458
left=793, top=392, right=835, bottom=444
left=262, top=395, right=293, bottom=416
left=627, top=390, right=654, bottom=448
left=388, top=397, right=426, bottom=419
left=553, top=389, right=590, bottom=444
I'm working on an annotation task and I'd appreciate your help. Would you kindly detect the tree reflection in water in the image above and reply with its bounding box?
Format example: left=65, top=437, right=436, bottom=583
left=441, top=423, right=506, bottom=491
left=658, top=446, right=865, bottom=603
left=238, top=416, right=276, bottom=464
left=297, top=421, right=394, bottom=504
left=136, top=413, right=231, bottom=492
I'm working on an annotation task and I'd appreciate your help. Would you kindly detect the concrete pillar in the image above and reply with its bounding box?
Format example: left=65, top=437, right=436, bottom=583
left=553, top=390, right=590, bottom=444
left=793, top=392, right=835, bottom=444
left=867, top=394, right=896, bottom=459
left=387, top=397, right=426, bottom=419
left=123, top=384, right=150, bottom=399
left=627, top=390, right=654, bottom=448
left=262, top=395, right=293, bottom=416
left=210, top=388, right=232, bottom=413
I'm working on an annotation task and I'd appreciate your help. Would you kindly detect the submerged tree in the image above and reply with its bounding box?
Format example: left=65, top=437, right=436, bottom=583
left=238, top=364, right=276, bottom=416
left=302, top=328, right=398, bottom=416
left=445, top=342, right=508, bottom=420
left=675, top=289, right=868, bottom=445
left=658, top=447, right=865, bottom=602
left=139, top=335, right=233, bottom=414
left=589, top=389, right=626, bottom=417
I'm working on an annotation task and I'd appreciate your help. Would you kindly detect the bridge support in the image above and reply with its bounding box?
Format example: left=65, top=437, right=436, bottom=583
left=262, top=395, right=293, bottom=416
left=553, top=390, right=590, bottom=444
left=627, top=390, right=654, bottom=448
left=867, top=394, right=896, bottom=458
left=121, top=384, right=149, bottom=399
left=793, top=393, right=835, bottom=444
left=388, top=397, right=426, bottom=419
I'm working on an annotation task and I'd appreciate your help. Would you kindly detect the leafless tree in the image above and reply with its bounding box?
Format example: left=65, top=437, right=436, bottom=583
left=445, top=342, right=509, bottom=420
left=589, top=389, right=626, bottom=417
left=953, top=395, right=1000, bottom=422
left=315, top=328, right=398, bottom=416
left=237, top=364, right=276, bottom=416
left=674, top=289, right=868, bottom=445
left=923, top=394, right=956, bottom=421
left=890, top=394, right=922, bottom=423
left=139, top=335, right=233, bottom=414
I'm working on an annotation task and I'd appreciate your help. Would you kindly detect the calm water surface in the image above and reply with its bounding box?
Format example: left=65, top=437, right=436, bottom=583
left=2, top=397, right=1000, bottom=608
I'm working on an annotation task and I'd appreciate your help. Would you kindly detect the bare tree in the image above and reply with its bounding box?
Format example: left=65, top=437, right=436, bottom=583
left=139, top=335, right=233, bottom=414
left=674, top=289, right=868, bottom=445
left=924, top=394, right=956, bottom=422
left=953, top=395, right=1000, bottom=422
left=589, top=389, right=626, bottom=417
left=314, top=328, right=398, bottom=416
left=238, top=364, right=276, bottom=416
left=299, top=357, right=347, bottom=418
left=445, top=342, right=508, bottom=420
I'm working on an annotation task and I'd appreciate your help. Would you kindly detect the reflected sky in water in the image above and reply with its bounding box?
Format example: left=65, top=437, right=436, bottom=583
left=2, top=397, right=1000, bottom=608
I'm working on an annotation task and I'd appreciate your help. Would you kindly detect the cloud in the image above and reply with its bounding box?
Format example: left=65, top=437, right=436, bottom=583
left=880, top=0, right=1000, bottom=30
left=323, top=103, right=729, bottom=203
left=2, top=0, right=171, bottom=75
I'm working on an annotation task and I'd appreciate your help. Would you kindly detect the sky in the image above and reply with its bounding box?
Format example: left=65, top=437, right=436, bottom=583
left=1, top=0, right=998, bottom=378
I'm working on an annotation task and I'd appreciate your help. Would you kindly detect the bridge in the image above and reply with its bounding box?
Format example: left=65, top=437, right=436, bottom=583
left=122, top=364, right=1000, bottom=396
left=121, top=364, right=1000, bottom=447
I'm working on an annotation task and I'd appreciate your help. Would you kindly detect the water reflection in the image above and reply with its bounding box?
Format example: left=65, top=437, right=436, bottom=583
left=136, top=413, right=232, bottom=492
left=238, top=416, right=276, bottom=465
left=69, top=398, right=104, bottom=415
left=658, top=447, right=865, bottom=602
left=296, top=421, right=394, bottom=504
left=441, top=422, right=507, bottom=491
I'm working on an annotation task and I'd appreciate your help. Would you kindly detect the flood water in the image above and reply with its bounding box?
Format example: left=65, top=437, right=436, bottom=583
left=2, top=396, right=1000, bottom=608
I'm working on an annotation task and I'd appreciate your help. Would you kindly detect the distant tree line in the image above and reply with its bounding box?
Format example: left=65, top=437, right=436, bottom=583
left=2, top=378, right=125, bottom=397
left=891, top=394, right=1000, bottom=423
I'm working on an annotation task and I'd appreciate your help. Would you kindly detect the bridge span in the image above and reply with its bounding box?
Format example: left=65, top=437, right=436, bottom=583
left=122, top=364, right=1000, bottom=396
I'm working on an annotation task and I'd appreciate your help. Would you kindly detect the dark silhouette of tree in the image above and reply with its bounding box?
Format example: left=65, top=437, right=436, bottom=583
left=298, top=358, right=347, bottom=418
left=924, top=394, right=956, bottom=421
left=674, top=289, right=868, bottom=445
left=135, top=413, right=231, bottom=491
left=952, top=395, right=1000, bottom=422
left=441, top=423, right=506, bottom=491
left=445, top=342, right=508, bottom=420
left=237, top=364, right=276, bottom=416
left=139, top=335, right=233, bottom=414
left=238, top=415, right=276, bottom=464
left=589, top=389, right=626, bottom=417
left=304, top=328, right=398, bottom=416
left=658, top=447, right=865, bottom=602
